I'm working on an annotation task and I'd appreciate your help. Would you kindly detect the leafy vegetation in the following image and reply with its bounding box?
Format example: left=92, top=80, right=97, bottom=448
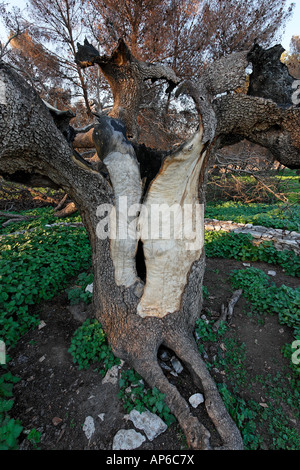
left=230, top=267, right=300, bottom=336
left=205, top=200, right=300, bottom=232
left=118, top=369, right=176, bottom=427
left=68, top=318, right=120, bottom=375
left=205, top=231, right=300, bottom=277
left=207, top=168, right=299, bottom=204
left=0, top=372, right=23, bottom=450
left=0, top=212, right=91, bottom=348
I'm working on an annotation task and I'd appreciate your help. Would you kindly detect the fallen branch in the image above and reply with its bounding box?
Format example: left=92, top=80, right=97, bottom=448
left=0, top=211, right=38, bottom=227
left=27, top=188, right=61, bottom=206
left=53, top=202, right=77, bottom=218
left=54, top=193, right=68, bottom=212
left=213, top=289, right=243, bottom=331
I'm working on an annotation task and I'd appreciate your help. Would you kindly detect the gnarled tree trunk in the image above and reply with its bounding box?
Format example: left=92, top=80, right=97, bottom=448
left=0, top=40, right=299, bottom=450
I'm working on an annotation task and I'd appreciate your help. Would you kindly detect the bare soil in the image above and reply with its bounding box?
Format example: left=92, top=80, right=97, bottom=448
left=7, top=257, right=299, bottom=451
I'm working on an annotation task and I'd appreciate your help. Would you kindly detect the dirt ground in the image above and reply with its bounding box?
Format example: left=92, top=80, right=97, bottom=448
left=6, top=256, right=299, bottom=451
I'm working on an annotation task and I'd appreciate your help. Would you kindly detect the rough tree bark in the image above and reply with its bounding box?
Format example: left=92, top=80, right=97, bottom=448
left=0, top=41, right=299, bottom=450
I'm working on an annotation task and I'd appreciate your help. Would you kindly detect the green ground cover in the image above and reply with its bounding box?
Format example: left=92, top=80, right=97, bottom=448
left=205, top=201, right=300, bottom=232
left=0, top=188, right=299, bottom=450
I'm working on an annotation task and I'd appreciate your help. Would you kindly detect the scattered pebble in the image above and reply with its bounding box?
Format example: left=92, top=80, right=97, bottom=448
left=83, top=416, right=95, bottom=440
left=170, top=356, right=183, bottom=374
left=85, top=283, right=93, bottom=293
left=52, top=417, right=62, bottom=426
left=159, top=351, right=169, bottom=361
left=189, top=393, right=204, bottom=408
left=268, top=270, right=276, bottom=276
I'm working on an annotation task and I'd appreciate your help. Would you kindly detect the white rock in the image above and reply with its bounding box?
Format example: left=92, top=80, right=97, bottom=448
left=189, top=393, right=204, bottom=408
left=170, top=356, right=183, bottom=374
left=131, top=379, right=144, bottom=388
left=160, top=362, right=172, bottom=371
left=160, top=351, right=169, bottom=361
left=128, top=409, right=167, bottom=441
left=98, top=413, right=105, bottom=421
left=267, top=270, right=276, bottom=276
left=83, top=416, right=95, bottom=440
left=112, top=429, right=146, bottom=450
left=102, top=365, right=120, bottom=385
left=85, top=283, right=93, bottom=293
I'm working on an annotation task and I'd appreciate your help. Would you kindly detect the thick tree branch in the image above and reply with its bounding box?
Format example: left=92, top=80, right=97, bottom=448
left=215, top=94, right=300, bottom=169
left=247, top=43, right=296, bottom=106
left=0, top=61, right=110, bottom=209
left=75, top=38, right=180, bottom=139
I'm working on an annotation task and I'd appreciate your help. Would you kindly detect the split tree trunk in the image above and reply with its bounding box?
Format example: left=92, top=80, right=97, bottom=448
left=1, top=41, right=299, bottom=450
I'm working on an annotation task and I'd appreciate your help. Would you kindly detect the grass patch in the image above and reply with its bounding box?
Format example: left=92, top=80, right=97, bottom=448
left=1, top=198, right=299, bottom=450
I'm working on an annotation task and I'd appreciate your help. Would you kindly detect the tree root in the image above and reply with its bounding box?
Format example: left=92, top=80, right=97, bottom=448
left=164, top=333, right=244, bottom=450
left=126, top=332, right=244, bottom=450
left=130, top=354, right=212, bottom=450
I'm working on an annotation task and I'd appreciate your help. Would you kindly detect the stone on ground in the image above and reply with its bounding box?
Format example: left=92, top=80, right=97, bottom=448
left=83, top=416, right=95, bottom=440
left=189, top=393, right=204, bottom=408
left=112, top=429, right=146, bottom=450
left=128, top=409, right=167, bottom=441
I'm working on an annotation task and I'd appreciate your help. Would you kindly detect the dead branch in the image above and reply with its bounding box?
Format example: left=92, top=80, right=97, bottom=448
left=53, top=201, right=77, bottom=218
left=54, top=193, right=68, bottom=212
left=0, top=210, right=38, bottom=228
left=213, top=289, right=243, bottom=331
